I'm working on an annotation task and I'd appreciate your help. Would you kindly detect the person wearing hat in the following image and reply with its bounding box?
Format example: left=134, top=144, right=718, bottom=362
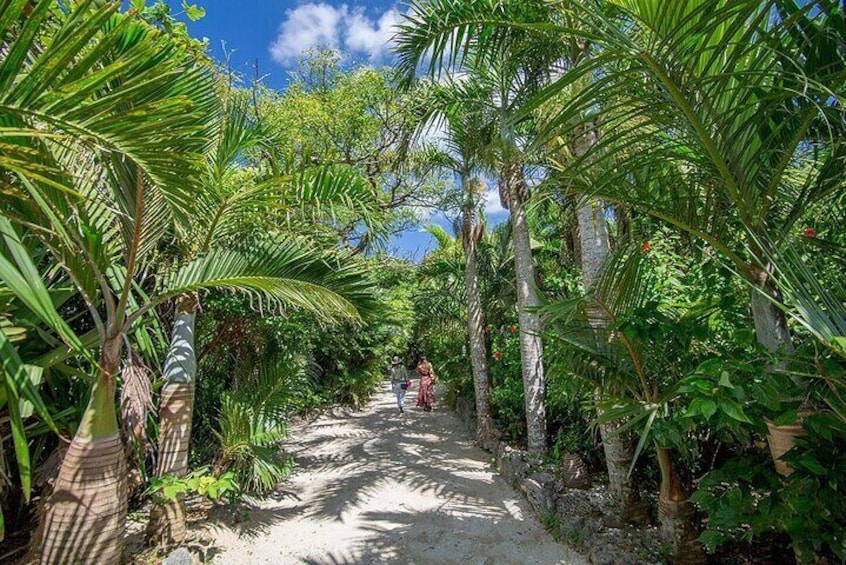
left=389, top=356, right=410, bottom=413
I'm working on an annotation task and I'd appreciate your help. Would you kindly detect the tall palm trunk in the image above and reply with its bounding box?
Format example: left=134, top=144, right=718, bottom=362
left=461, top=180, right=495, bottom=451
left=656, top=447, right=705, bottom=564
left=41, top=337, right=127, bottom=564
left=146, top=295, right=197, bottom=547
left=502, top=159, right=547, bottom=456
left=576, top=197, right=645, bottom=522
left=749, top=268, right=794, bottom=355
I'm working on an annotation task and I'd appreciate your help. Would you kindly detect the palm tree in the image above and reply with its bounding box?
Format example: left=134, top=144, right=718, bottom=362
left=396, top=0, right=565, bottom=456
left=530, top=0, right=844, bottom=360
left=551, top=119, right=645, bottom=520
left=544, top=244, right=712, bottom=562
left=411, top=80, right=498, bottom=449
left=145, top=97, right=377, bottom=547
left=1, top=4, right=372, bottom=561
left=1, top=4, right=218, bottom=561
left=395, top=0, right=845, bottom=493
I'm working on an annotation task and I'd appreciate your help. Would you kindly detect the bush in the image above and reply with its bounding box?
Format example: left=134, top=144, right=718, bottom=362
left=212, top=355, right=306, bottom=494
left=693, top=413, right=846, bottom=563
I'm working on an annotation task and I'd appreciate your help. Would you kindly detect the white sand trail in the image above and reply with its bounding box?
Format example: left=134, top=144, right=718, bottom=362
left=202, top=381, right=585, bottom=565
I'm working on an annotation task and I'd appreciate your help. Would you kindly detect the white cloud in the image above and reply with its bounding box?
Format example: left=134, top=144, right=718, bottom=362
left=483, top=186, right=508, bottom=217
left=269, top=3, right=347, bottom=64
left=269, top=3, right=400, bottom=65
left=346, top=8, right=400, bottom=60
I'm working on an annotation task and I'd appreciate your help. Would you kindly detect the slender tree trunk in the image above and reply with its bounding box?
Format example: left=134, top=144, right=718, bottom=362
left=502, top=160, right=547, bottom=457
left=576, top=198, right=609, bottom=286
left=656, top=447, right=705, bottom=564
left=146, top=295, right=197, bottom=547
left=576, top=197, right=646, bottom=522
left=749, top=275, right=794, bottom=355
left=41, top=337, right=127, bottom=564
left=462, top=180, right=496, bottom=451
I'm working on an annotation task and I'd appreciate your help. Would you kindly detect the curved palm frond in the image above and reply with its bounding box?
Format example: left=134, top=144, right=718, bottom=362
left=1, top=0, right=216, bottom=211
left=148, top=239, right=375, bottom=326
left=529, top=0, right=845, bottom=268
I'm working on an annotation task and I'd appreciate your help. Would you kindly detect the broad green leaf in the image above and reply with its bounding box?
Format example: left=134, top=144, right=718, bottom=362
left=688, top=397, right=717, bottom=420
left=719, top=399, right=752, bottom=424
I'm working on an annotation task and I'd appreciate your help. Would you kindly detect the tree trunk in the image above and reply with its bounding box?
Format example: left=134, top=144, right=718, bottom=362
left=576, top=197, right=646, bottom=523
left=749, top=278, right=794, bottom=355
left=41, top=337, right=127, bottom=565
left=461, top=183, right=497, bottom=452
left=502, top=160, right=547, bottom=457
left=146, top=295, right=197, bottom=548
left=576, top=198, right=609, bottom=286
left=656, top=446, right=705, bottom=565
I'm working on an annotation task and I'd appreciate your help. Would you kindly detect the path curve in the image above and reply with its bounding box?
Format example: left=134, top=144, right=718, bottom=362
left=203, top=381, right=585, bottom=565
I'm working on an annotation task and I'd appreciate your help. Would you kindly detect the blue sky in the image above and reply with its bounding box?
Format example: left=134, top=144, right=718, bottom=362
left=168, top=1, right=508, bottom=260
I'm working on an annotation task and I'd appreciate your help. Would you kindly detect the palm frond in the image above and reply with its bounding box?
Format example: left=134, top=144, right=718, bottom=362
left=146, top=239, right=375, bottom=327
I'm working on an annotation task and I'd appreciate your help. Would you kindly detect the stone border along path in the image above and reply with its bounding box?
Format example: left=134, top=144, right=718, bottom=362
left=201, top=380, right=586, bottom=565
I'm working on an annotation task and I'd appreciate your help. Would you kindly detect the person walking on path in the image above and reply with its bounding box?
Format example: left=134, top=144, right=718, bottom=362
left=416, top=355, right=437, bottom=412
left=389, top=356, right=409, bottom=413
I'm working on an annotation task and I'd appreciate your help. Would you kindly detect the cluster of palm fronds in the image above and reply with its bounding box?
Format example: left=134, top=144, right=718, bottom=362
left=0, top=1, right=416, bottom=559
left=398, top=0, right=845, bottom=561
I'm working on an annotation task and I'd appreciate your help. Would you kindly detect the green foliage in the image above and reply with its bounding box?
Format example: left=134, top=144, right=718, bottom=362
left=148, top=467, right=238, bottom=504
left=693, top=413, right=846, bottom=562
left=258, top=49, right=445, bottom=255
left=490, top=369, right=525, bottom=442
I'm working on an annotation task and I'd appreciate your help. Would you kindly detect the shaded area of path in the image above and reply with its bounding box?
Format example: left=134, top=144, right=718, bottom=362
left=202, top=381, right=585, bottom=564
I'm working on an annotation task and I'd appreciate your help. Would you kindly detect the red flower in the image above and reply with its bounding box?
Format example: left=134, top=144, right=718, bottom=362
left=509, top=325, right=517, bottom=334
left=641, top=241, right=651, bottom=252
left=804, top=227, right=816, bottom=238
left=483, top=326, right=490, bottom=333
left=493, top=351, right=503, bottom=361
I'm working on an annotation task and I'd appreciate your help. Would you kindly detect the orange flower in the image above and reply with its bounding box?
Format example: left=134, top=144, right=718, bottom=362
left=641, top=241, right=651, bottom=252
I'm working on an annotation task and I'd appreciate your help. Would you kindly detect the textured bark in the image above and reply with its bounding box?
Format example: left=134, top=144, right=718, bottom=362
left=462, top=187, right=496, bottom=451
left=502, top=160, right=547, bottom=457
left=41, top=338, right=127, bottom=564
left=146, top=295, right=197, bottom=548
left=598, top=419, right=648, bottom=523
left=749, top=281, right=794, bottom=355
left=656, top=447, right=705, bottom=565
left=575, top=197, right=645, bottom=522
left=576, top=198, right=609, bottom=287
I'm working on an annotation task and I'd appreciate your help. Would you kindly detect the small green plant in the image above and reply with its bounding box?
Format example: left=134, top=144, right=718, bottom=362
left=147, top=467, right=239, bottom=504
left=540, top=511, right=562, bottom=542
left=564, top=524, right=588, bottom=551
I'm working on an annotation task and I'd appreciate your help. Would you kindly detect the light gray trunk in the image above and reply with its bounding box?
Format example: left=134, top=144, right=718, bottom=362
left=146, top=295, right=197, bottom=547
left=656, top=447, right=706, bottom=564
left=462, top=192, right=496, bottom=451
left=576, top=198, right=609, bottom=287
left=503, top=160, right=547, bottom=457
left=576, top=197, right=645, bottom=523
left=749, top=283, right=794, bottom=355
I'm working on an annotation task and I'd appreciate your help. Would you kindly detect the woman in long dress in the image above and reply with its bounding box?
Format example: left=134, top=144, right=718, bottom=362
left=416, top=356, right=436, bottom=412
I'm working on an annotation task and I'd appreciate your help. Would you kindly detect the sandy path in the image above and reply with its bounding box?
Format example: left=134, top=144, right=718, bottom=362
left=202, top=382, right=585, bottom=565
